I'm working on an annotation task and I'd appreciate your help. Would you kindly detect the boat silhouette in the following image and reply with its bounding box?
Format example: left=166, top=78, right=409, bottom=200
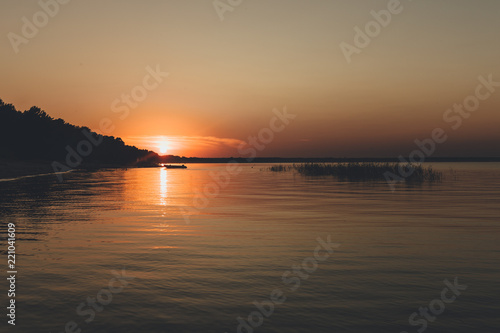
left=164, top=164, right=187, bottom=169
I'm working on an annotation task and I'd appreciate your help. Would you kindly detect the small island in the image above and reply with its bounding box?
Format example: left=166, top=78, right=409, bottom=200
left=269, top=162, right=443, bottom=183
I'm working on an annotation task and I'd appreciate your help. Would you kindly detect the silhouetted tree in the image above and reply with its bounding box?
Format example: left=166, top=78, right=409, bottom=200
left=0, top=99, right=159, bottom=166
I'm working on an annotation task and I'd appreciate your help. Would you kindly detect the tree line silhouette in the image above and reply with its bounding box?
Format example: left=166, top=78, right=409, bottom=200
left=0, top=99, right=158, bottom=166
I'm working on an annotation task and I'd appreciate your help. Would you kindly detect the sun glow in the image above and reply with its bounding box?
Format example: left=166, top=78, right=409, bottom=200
left=124, top=135, right=247, bottom=157
left=158, top=143, right=168, bottom=154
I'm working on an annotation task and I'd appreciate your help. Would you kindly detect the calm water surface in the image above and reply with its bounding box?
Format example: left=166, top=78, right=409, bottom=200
left=1, top=163, right=499, bottom=332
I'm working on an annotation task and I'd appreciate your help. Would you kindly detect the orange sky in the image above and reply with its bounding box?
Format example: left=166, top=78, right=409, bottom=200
left=1, top=0, right=500, bottom=157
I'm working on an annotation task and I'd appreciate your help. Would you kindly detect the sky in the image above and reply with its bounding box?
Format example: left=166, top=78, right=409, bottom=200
left=1, top=0, right=500, bottom=157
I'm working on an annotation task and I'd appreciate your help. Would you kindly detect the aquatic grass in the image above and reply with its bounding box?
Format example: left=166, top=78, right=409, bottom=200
left=268, top=164, right=294, bottom=172
left=268, top=162, right=442, bottom=183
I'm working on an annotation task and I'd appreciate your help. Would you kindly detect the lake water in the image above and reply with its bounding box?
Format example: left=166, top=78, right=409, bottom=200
left=1, top=163, right=499, bottom=333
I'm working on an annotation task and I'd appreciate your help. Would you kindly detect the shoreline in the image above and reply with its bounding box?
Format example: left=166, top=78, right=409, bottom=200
left=0, top=160, right=137, bottom=181
left=0, top=159, right=57, bottom=181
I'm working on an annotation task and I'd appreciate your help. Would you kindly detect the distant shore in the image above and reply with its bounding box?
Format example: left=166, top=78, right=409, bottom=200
left=1, top=157, right=499, bottom=181
left=160, top=156, right=500, bottom=164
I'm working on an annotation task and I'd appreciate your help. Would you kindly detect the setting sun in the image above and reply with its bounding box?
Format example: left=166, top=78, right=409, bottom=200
left=158, top=142, right=168, bottom=155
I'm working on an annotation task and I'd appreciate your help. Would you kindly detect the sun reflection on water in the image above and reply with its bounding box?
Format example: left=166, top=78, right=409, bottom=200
left=159, top=167, right=168, bottom=206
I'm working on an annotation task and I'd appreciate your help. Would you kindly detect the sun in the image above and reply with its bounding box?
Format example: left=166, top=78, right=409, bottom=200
left=158, top=142, right=168, bottom=155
